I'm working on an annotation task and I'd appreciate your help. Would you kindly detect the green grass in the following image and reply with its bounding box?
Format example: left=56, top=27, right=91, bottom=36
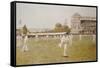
left=16, top=36, right=96, bottom=65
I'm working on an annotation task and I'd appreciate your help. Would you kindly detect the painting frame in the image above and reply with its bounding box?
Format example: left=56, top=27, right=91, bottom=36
left=10, top=1, right=98, bottom=67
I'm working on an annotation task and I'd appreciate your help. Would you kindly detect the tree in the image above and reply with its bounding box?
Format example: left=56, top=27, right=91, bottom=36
left=63, top=25, right=71, bottom=33
left=55, top=23, right=62, bottom=27
left=22, top=25, right=28, bottom=35
left=54, top=23, right=71, bottom=33
left=54, top=23, right=63, bottom=32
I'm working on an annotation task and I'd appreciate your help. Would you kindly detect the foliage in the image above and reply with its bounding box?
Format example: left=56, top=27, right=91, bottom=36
left=22, top=25, right=28, bottom=35
left=54, top=23, right=71, bottom=33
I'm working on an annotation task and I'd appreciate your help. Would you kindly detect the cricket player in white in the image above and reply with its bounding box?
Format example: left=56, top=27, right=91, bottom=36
left=59, top=33, right=71, bottom=57
left=22, top=35, right=28, bottom=52
left=17, top=34, right=22, bottom=48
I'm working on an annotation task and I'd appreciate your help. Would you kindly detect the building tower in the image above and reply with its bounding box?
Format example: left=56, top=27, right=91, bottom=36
left=71, top=13, right=81, bottom=34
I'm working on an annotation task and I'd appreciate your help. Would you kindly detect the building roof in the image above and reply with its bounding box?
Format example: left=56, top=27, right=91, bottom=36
left=72, top=13, right=81, bottom=18
left=28, top=32, right=67, bottom=36
left=80, top=17, right=96, bottom=21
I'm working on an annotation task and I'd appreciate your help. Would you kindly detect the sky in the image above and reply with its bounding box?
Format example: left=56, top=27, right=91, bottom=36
left=16, top=3, right=96, bottom=29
